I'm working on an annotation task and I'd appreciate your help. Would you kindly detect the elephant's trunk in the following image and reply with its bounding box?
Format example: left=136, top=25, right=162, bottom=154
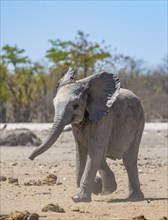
left=29, top=115, right=65, bottom=160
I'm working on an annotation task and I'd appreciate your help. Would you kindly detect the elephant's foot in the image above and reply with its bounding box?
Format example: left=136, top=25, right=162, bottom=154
left=101, top=178, right=117, bottom=195
left=92, top=176, right=103, bottom=195
left=72, top=188, right=91, bottom=203
left=99, top=166, right=117, bottom=196
left=127, top=189, right=144, bottom=201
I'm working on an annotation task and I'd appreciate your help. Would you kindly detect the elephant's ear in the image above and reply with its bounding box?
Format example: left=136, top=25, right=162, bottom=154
left=78, top=72, right=120, bottom=121
left=58, top=67, right=77, bottom=88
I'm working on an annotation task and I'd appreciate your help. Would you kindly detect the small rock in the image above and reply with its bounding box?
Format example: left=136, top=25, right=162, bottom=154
left=12, top=162, right=18, bottom=166
left=24, top=174, right=58, bottom=186
left=42, top=192, right=51, bottom=195
left=0, top=176, right=7, bottom=181
left=63, top=177, right=68, bottom=181
left=71, top=207, right=90, bottom=214
left=42, top=203, right=65, bottom=213
left=132, top=215, right=147, bottom=220
left=7, top=210, right=25, bottom=220
left=8, top=177, right=19, bottom=184
left=71, top=207, right=80, bottom=212
left=159, top=217, right=168, bottom=220
left=0, top=211, right=39, bottom=220
left=147, top=199, right=151, bottom=203
left=24, top=181, right=33, bottom=186
left=46, top=174, right=57, bottom=181
left=27, top=213, right=39, bottom=220
left=56, top=181, right=63, bottom=185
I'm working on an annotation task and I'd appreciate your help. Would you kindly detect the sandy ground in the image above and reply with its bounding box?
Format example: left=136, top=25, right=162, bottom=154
left=0, top=123, right=168, bottom=220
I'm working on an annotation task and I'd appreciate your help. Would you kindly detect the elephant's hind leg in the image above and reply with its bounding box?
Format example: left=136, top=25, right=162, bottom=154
left=123, top=136, right=144, bottom=201
left=92, top=176, right=103, bottom=195
left=98, top=161, right=117, bottom=195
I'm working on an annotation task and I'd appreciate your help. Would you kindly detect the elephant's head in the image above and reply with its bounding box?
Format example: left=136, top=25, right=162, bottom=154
left=29, top=67, right=120, bottom=160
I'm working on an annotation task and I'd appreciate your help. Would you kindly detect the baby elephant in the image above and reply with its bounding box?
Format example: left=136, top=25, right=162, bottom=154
left=29, top=67, right=145, bottom=202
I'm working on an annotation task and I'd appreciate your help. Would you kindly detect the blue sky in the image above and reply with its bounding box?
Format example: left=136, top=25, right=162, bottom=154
left=1, top=0, right=167, bottom=68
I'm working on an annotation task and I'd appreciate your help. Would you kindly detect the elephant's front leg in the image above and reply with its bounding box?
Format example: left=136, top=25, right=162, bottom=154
left=76, top=142, right=102, bottom=194
left=72, top=146, right=105, bottom=202
left=76, top=143, right=87, bottom=187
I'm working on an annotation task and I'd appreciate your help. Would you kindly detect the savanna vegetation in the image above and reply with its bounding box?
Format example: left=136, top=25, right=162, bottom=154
left=0, top=31, right=167, bottom=122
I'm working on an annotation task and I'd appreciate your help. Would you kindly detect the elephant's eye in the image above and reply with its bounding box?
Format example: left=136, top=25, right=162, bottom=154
left=73, top=104, right=79, bottom=110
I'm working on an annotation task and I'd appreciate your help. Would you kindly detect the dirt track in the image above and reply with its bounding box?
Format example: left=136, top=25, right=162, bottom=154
left=0, top=123, right=167, bottom=220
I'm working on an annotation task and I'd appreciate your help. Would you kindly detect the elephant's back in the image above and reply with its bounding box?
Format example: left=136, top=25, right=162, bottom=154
left=111, top=88, right=144, bottom=123
left=107, top=88, right=145, bottom=159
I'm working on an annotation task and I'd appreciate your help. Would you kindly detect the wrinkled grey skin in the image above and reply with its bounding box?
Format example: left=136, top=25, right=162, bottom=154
left=29, top=67, right=145, bottom=203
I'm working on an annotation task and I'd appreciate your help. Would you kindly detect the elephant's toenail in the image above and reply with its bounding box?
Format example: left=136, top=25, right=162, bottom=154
left=72, top=195, right=79, bottom=202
